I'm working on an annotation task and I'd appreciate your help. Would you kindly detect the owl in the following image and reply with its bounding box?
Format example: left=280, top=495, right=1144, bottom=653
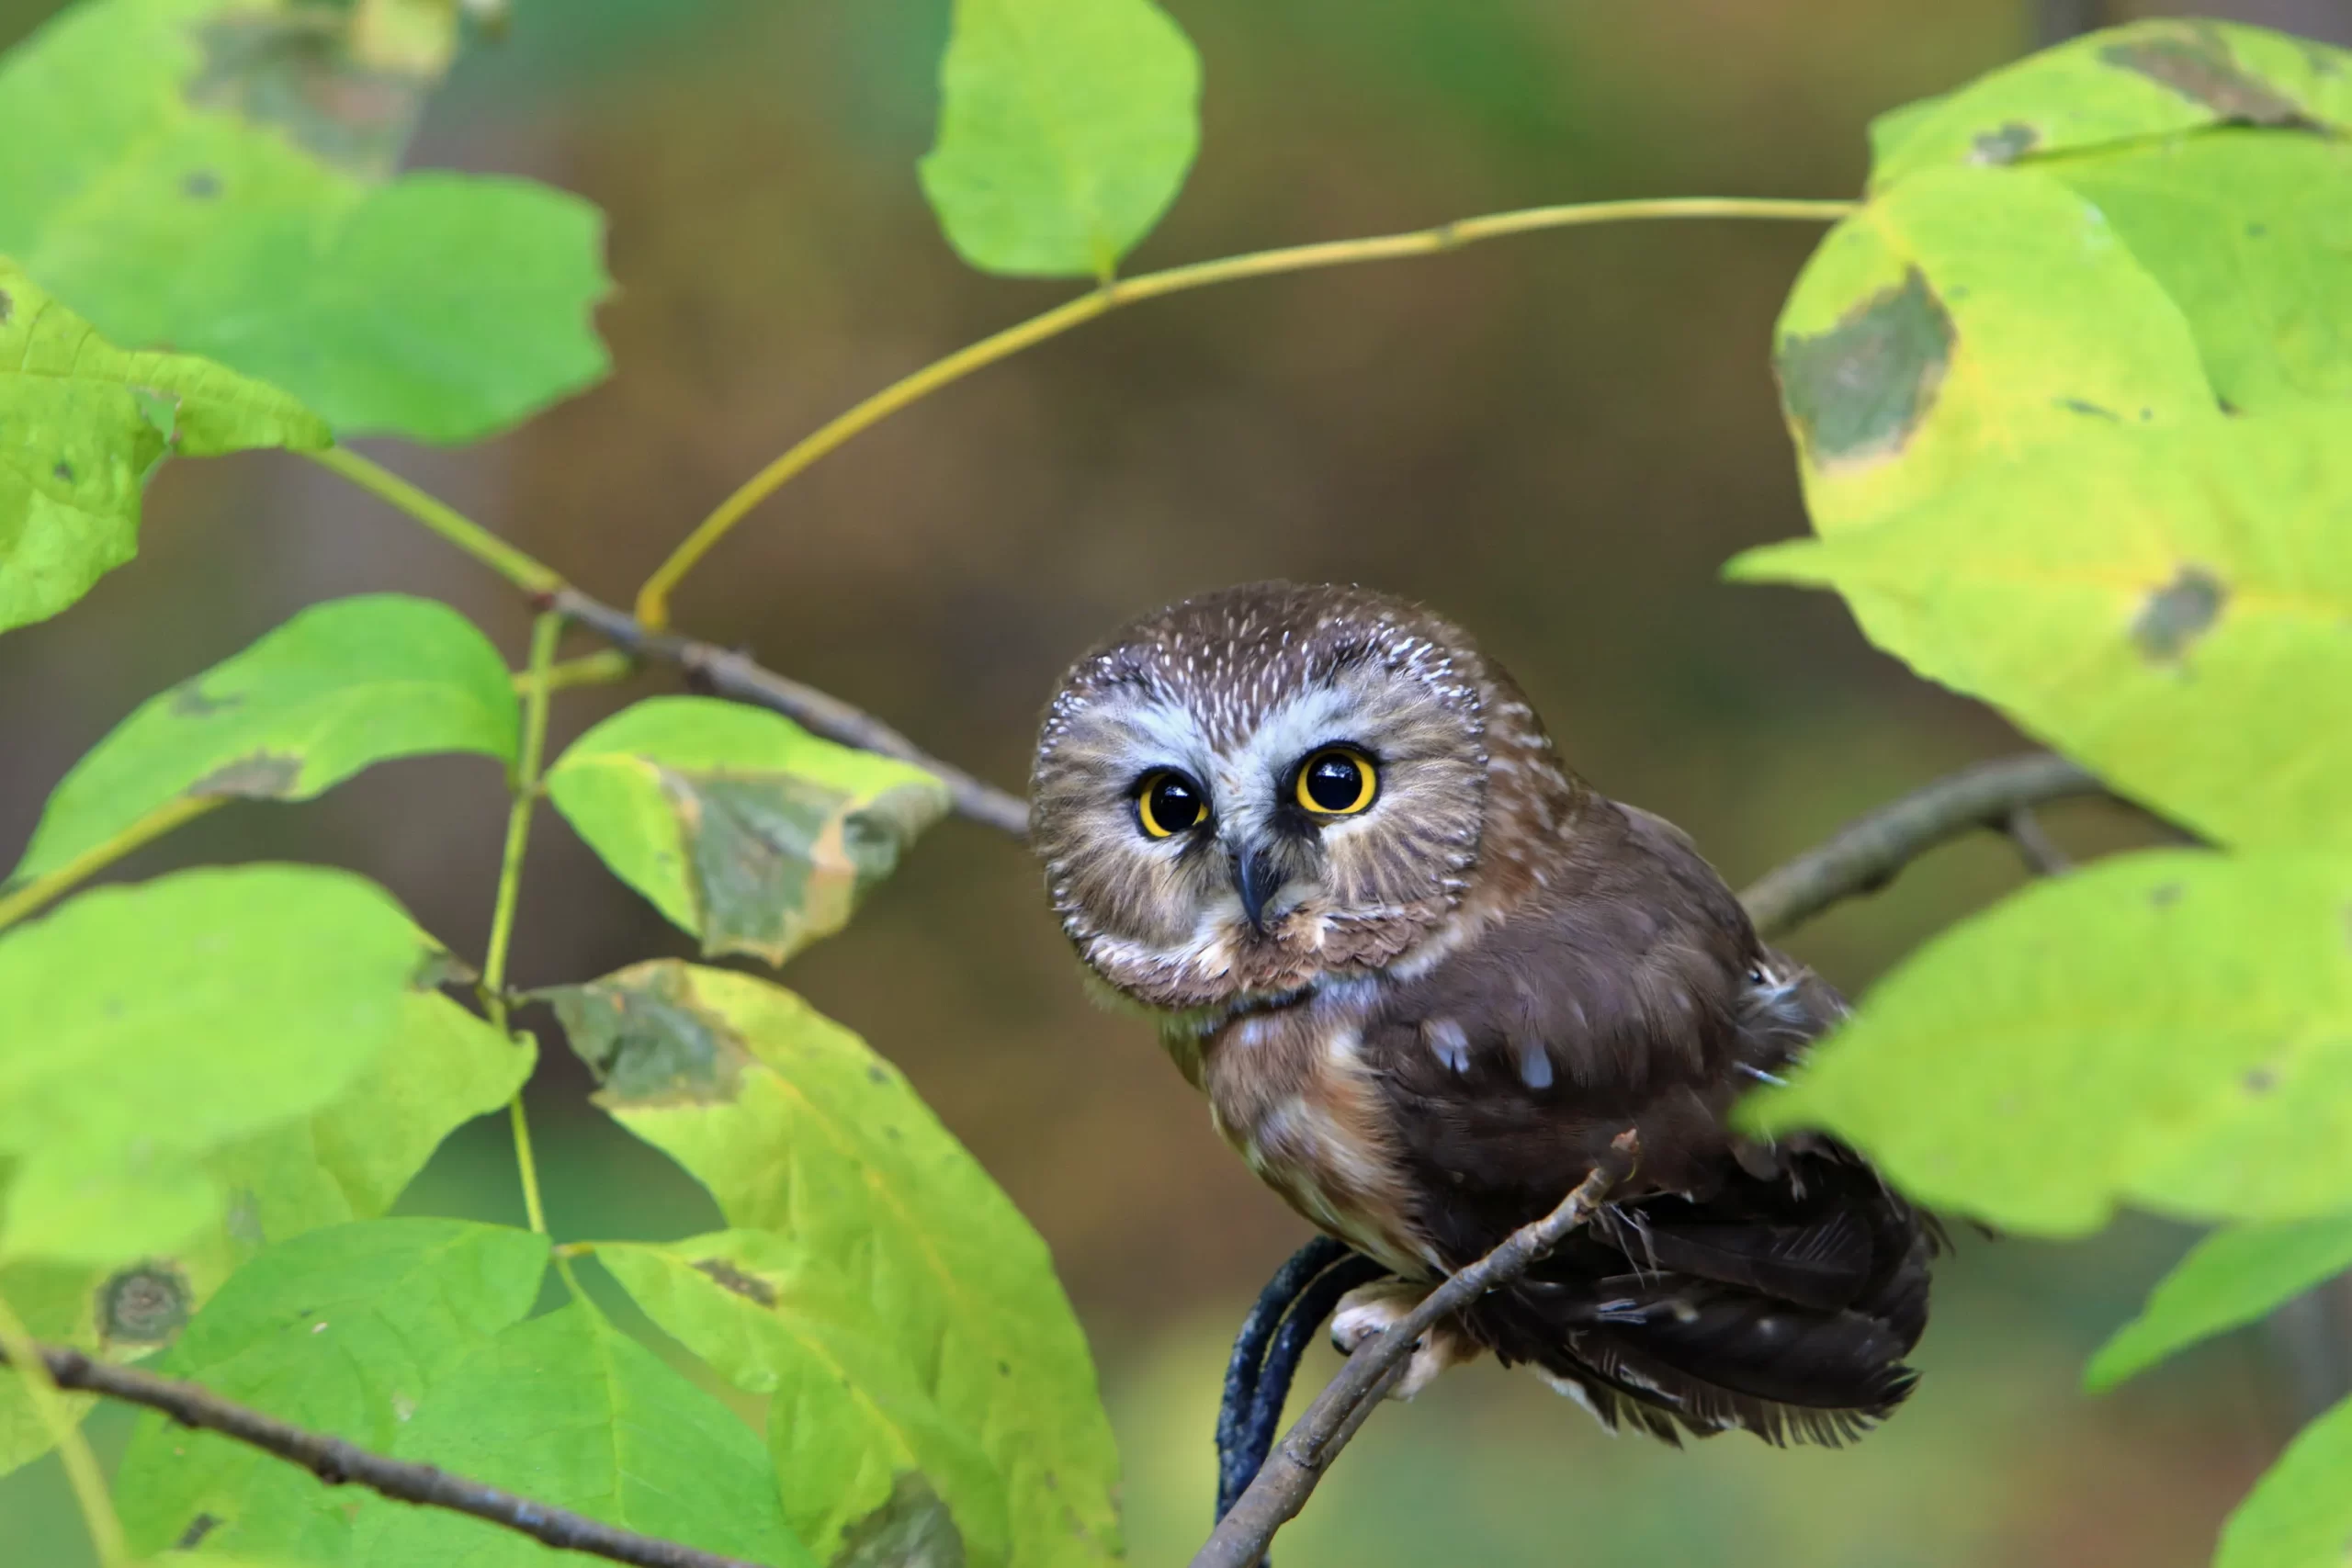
left=1029, top=581, right=1936, bottom=1444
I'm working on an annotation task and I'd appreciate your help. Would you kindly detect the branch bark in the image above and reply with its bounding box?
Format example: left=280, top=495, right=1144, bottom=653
left=1736, top=751, right=2114, bottom=940
left=1191, top=1134, right=1638, bottom=1568
left=551, top=588, right=1031, bottom=839
left=0, top=1342, right=772, bottom=1568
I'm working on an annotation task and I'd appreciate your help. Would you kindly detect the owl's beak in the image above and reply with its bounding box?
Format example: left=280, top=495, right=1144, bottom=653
left=1231, top=842, right=1284, bottom=935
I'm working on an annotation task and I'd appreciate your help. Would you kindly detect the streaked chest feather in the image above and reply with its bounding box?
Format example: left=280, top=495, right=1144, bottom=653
left=1180, top=984, right=1434, bottom=1277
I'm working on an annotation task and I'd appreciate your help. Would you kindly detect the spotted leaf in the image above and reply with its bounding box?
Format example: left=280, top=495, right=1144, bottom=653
left=0, top=258, right=327, bottom=635
left=546, top=961, right=1122, bottom=1568
left=1731, top=409, right=2352, bottom=850
left=10, top=594, right=518, bottom=884
left=1741, top=849, right=2352, bottom=1235
left=545, top=697, right=951, bottom=968
left=599, top=1231, right=1011, bottom=1568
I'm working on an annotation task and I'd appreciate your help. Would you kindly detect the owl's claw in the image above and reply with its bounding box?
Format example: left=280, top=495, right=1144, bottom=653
left=1329, top=1280, right=1478, bottom=1400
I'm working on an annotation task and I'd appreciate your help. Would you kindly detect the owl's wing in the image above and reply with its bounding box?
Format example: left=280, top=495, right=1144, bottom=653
left=1360, top=797, right=1935, bottom=1443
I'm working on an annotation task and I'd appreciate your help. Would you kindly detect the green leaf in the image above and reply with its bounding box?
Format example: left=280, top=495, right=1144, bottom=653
left=114, top=1218, right=549, bottom=1560
left=545, top=697, right=951, bottom=968
left=0, top=0, right=610, bottom=441
left=920, top=0, right=1202, bottom=278
left=347, top=1299, right=816, bottom=1568
left=1729, top=410, right=2352, bottom=850
left=0, top=865, right=424, bottom=1266
left=1770, top=164, right=2211, bottom=543
left=12, top=594, right=518, bottom=882
left=1866, top=19, right=2352, bottom=191
left=2045, top=131, right=2352, bottom=417
left=1740, top=850, right=2352, bottom=1236
left=0, top=979, right=529, bottom=1479
left=548, top=961, right=1123, bottom=1568
left=600, top=1231, right=1012, bottom=1568
left=2087, top=1215, right=2352, bottom=1392
left=2215, top=1392, right=2352, bottom=1568
left=0, top=256, right=327, bottom=635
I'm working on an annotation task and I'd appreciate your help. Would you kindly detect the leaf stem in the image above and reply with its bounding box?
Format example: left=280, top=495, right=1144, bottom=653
left=633, top=194, right=1857, bottom=627
left=309, top=446, right=564, bottom=594
left=487, top=611, right=564, bottom=1253
left=0, top=795, right=223, bottom=934
left=0, top=1291, right=125, bottom=1568
left=514, top=649, right=636, bottom=697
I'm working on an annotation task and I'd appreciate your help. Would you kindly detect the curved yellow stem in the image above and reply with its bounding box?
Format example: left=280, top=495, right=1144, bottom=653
left=310, top=446, right=565, bottom=595
left=633, top=195, right=1856, bottom=627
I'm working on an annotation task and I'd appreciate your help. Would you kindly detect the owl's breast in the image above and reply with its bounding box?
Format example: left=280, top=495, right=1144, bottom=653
left=1183, top=987, right=1436, bottom=1279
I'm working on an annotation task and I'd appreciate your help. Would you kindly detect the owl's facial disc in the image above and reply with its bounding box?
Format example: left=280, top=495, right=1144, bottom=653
left=1032, top=584, right=1493, bottom=1012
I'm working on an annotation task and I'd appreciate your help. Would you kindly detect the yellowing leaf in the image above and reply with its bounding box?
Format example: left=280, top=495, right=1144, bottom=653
left=548, top=961, right=1123, bottom=1567
left=1741, top=850, right=2352, bottom=1236
left=1866, top=19, right=2352, bottom=190
left=600, top=1232, right=1011, bottom=1568
left=546, top=697, right=950, bottom=968
left=1772, top=165, right=2211, bottom=542
left=1731, top=410, right=2352, bottom=850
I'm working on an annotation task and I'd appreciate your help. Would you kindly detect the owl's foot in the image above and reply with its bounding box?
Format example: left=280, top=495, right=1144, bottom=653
left=1329, top=1280, right=1478, bottom=1400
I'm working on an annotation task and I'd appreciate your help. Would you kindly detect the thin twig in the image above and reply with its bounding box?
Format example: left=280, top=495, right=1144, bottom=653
left=1736, top=752, right=2114, bottom=940
left=1192, top=1134, right=1638, bottom=1568
left=0, top=1344, right=770, bottom=1568
left=2002, top=806, right=2074, bottom=877
left=552, top=588, right=1032, bottom=838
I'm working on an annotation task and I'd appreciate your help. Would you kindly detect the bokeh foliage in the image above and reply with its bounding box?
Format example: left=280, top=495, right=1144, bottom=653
left=0, top=5, right=2345, bottom=1568
left=1736, top=19, right=2352, bottom=1563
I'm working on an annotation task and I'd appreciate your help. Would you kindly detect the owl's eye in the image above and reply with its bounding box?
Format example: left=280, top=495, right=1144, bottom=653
left=1136, top=770, right=1209, bottom=839
left=1295, top=747, right=1378, bottom=817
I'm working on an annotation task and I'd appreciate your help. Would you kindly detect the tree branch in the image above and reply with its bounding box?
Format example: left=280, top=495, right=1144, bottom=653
left=1736, top=751, right=2115, bottom=940
left=550, top=588, right=1032, bottom=839
left=1191, top=1134, right=1638, bottom=1568
left=0, top=1343, right=773, bottom=1568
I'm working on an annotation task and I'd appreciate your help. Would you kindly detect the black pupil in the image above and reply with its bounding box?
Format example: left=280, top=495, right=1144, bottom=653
left=1305, top=753, right=1362, bottom=811
left=1150, top=775, right=1199, bottom=828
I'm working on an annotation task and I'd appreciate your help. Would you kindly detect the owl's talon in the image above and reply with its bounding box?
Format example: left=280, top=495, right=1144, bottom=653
left=1329, top=1280, right=1476, bottom=1400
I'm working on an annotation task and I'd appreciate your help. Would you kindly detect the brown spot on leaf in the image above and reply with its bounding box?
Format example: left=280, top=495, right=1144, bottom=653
left=1775, top=267, right=1955, bottom=471
left=2151, top=882, right=2183, bottom=908
left=693, top=1257, right=778, bottom=1308
left=831, top=1472, right=965, bottom=1568
left=0, top=288, right=12, bottom=324
left=2132, top=565, right=2227, bottom=664
left=52, top=460, right=74, bottom=483
left=544, top=967, right=751, bottom=1107
left=182, top=169, right=221, bottom=199
left=97, top=1260, right=194, bottom=1344
left=664, top=771, right=944, bottom=967
left=1969, top=121, right=2038, bottom=164
left=2102, top=26, right=2314, bottom=128
left=169, top=682, right=243, bottom=718
left=2057, top=398, right=2120, bottom=421
left=2245, top=1066, right=2278, bottom=1094
left=187, top=13, right=442, bottom=179
left=175, top=1513, right=221, bottom=1551
left=189, top=752, right=302, bottom=798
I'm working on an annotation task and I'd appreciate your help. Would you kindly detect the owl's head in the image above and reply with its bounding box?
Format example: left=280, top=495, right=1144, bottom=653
left=1031, top=581, right=1539, bottom=1013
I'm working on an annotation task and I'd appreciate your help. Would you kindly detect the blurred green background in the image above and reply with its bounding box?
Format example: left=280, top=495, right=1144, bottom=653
left=6, top=0, right=2350, bottom=1562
